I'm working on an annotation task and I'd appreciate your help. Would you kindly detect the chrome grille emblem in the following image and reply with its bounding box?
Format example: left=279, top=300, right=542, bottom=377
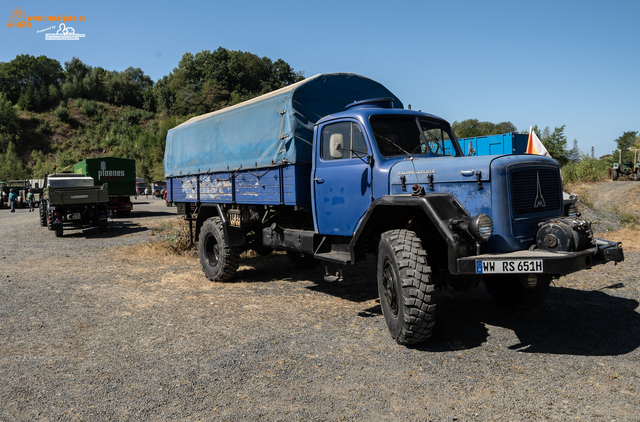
left=534, top=172, right=546, bottom=208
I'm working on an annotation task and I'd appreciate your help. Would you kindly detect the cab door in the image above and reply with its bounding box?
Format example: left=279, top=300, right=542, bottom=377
left=312, top=120, right=372, bottom=236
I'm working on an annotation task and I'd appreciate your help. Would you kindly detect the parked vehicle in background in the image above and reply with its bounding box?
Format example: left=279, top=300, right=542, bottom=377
left=135, top=178, right=147, bottom=196
left=165, top=73, right=624, bottom=346
left=0, top=181, right=6, bottom=208
left=40, top=173, right=109, bottom=237
left=6, top=180, right=28, bottom=208
left=153, top=180, right=167, bottom=198
left=611, top=149, right=640, bottom=181
left=74, top=157, right=136, bottom=216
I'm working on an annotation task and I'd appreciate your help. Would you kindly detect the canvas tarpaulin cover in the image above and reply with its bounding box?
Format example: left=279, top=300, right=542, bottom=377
left=164, top=73, right=402, bottom=177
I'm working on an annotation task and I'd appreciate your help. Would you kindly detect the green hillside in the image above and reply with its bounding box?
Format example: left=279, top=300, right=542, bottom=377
left=0, top=47, right=304, bottom=182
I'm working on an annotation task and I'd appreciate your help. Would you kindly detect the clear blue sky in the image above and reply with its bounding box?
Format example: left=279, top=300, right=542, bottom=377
left=3, top=0, right=639, bottom=157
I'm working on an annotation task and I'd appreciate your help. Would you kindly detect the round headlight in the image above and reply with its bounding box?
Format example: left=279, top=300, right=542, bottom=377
left=468, top=214, right=493, bottom=241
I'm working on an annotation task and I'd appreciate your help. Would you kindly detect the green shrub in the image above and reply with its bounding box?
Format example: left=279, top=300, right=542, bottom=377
left=53, top=103, right=69, bottom=120
left=80, top=99, right=100, bottom=117
left=36, top=120, right=52, bottom=134
left=160, top=221, right=193, bottom=254
left=561, top=156, right=612, bottom=184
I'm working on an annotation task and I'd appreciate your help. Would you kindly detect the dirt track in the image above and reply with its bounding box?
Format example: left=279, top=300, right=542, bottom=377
left=0, top=196, right=638, bottom=421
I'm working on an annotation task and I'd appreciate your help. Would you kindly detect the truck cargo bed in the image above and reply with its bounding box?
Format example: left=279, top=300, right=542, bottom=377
left=167, top=163, right=311, bottom=206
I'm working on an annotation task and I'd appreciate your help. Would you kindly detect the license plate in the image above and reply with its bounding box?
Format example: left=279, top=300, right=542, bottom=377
left=72, top=212, right=81, bottom=220
left=476, top=260, right=543, bottom=274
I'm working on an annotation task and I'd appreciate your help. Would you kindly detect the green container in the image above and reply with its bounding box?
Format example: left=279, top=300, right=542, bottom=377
left=74, top=157, right=136, bottom=196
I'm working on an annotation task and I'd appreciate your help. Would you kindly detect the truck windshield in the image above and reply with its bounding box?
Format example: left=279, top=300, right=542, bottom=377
left=370, top=115, right=459, bottom=158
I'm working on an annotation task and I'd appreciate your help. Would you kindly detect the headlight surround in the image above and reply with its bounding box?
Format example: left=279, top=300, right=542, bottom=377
left=468, top=214, right=493, bottom=241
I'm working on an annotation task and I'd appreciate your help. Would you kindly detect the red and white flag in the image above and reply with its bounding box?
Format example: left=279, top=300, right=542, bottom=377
left=526, top=126, right=550, bottom=157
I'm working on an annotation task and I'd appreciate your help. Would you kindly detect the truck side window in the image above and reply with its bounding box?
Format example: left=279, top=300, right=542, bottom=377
left=321, top=122, right=368, bottom=160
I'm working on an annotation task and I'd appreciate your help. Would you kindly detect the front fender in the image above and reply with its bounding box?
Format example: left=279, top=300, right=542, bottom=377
left=350, top=194, right=476, bottom=274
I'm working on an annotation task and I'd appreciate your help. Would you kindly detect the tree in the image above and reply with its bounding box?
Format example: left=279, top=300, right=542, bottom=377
left=452, top=119, right=517, bottom=138
left=156, top=47, right=304, bottom=115
left=0, top=142, right=29, bottom=181
left=540, top=125, right=568, bottom=166
left=103, top=67, right=154, bottom=109
left=567, top=139, right=581, bottom=163
left=0, top=92, right=20, bottom=152
left=0, top=54, right=63, bottom=110
left=614, top=131, right=638, bottom=151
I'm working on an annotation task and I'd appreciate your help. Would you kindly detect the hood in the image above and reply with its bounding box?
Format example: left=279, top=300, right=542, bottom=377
left=389, top=155, right=495, bottom=186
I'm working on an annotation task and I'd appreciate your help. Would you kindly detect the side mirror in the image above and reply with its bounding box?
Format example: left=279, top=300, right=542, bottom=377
left=330, top=133, right=344, bottom=159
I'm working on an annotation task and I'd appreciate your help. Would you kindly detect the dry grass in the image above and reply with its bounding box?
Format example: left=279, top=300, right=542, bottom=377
left=600, top=228, right=640, bottom=251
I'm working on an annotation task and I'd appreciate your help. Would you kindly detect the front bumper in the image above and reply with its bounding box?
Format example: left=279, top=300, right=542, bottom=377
left=457, top=238, right=624, bottom=275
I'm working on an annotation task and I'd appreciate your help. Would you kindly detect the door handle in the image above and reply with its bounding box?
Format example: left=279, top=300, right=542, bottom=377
left=314, top=177, right=324, bottom=183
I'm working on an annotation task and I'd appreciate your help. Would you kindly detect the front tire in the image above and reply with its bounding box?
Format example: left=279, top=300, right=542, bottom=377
left=198, top=217, right=240, bottom=282
left=377, top=229, right=435, bottom=345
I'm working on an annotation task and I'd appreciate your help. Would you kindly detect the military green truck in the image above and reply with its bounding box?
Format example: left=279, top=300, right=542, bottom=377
left=40, top=173, right=109, bottom=237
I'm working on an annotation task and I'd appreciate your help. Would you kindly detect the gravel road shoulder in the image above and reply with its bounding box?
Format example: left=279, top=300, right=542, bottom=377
left=1, top=196, right=638, bottom=421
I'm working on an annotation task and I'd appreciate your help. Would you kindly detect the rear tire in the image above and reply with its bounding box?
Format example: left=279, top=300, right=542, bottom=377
left=377, top=229, right=435, bottom=345
left=39, top=205, right=46, bottom=227
left=199, top=217, right=240, bottom=282
left=484, top=274, right=551, bottom=309
left=612, top=169, right=619, bottom=180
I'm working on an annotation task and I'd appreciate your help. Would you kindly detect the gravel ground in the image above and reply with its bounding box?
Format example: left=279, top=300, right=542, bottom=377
left=1, top=197, right=638, bottom=421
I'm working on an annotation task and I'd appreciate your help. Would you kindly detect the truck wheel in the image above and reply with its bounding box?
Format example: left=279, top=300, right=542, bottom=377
left=377, top=229, right=435, bottom=345
left=286, top=251, right=319, bottom=269
left=484, top=274, right=551, bottom=309
left=39, top=206, right=46, bottom=227
left=199, top=217, right=240, bottom=282
left=55, top=228, right=63, bottom=237
left=612, top=169, right=619, bottom=180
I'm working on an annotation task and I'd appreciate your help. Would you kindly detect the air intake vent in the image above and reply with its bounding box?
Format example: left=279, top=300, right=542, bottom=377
left=511, top=168, right=561, bottom=216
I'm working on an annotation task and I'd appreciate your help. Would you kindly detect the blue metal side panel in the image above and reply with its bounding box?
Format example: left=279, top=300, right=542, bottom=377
left=199, top=173, right=234, bottom=204
left=235, top=167, right=282, bottom=205
left=283, top=164, right=312, bottom=205
left=459, top=133, right=529, bottom=156
left=168, top=165, right=313, bottom=206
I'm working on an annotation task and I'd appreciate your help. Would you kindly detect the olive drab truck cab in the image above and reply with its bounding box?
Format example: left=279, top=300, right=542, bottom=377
left=164, top=73, right=624, bottom=345
left=40, top=173, right=109, bottom=237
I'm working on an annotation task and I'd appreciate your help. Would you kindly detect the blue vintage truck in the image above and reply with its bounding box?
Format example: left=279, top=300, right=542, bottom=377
left=165, top=73, right=623, bottom=345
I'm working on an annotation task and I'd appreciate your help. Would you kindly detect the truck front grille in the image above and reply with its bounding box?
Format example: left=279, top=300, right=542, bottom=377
left=511, top=168, right=561, bottom=216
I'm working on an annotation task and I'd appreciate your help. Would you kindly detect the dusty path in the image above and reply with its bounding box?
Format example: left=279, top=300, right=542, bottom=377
left=0, top=197, right=638, bottom=421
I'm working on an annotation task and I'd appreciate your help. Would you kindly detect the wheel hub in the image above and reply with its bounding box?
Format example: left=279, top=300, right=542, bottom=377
left=382, top=260, right=399, bottom=317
